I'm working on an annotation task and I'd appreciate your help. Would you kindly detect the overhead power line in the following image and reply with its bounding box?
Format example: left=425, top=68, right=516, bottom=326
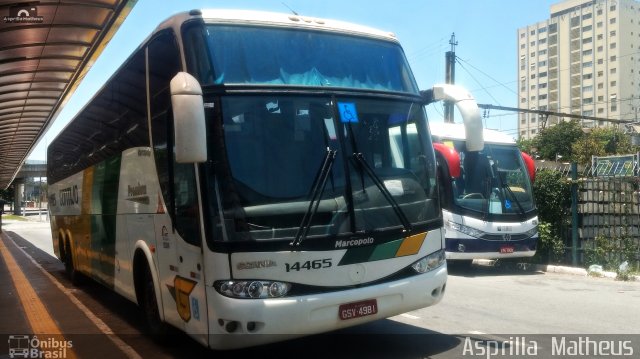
left=477, top=103, right=634, bottom=129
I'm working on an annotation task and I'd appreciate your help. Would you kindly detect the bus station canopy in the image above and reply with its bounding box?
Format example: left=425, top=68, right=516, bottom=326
left=0, top=0, right=137, bottom=189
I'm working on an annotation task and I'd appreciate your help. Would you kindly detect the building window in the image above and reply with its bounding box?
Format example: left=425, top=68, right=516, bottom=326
left=610, top=55, right=617, bottom=62
left=582, top=37, right=593, bottom=44
left=571, top=16, right=580, bottom=27
left=531, top=30, right=535, bottom=35
left=610, top=30, right=616, bottom=37
left=610, top=68, right=616, bottom=74
left=597, top=71, right=603, bottom=77
left=597, top=21, right=603, bottom=27
left=540, top=94, right=548, bottom=100
left=583, top=85, right=593, bottom=92
left=610, top=42, right=616, bottom=49
left=597, top=34, right=603, bottom=40
left=597, top=46, right=603, bottom=52
left=521, top=32, right=526, bottom=38
left=583, top=25, right=592, bottom=32
left=539, top=38, right=547, bottom=44
left=598, top=83, right=604, bottom=89
left=540, top=83, right=547, bottom=89
left=538, top=27, right=547, bottom=33
left=610, top=5, right=616, bottom=11
left=583, top=97, right=593, bottom=104
left=583, top=73, right=593, bottom=80
left=583, top=61, right=593, bottom=68
left=531, top=41, right=536, bottom=46
left=610, top=18, right=616, bottom=25
left=611, top=81, right=616, bottom=87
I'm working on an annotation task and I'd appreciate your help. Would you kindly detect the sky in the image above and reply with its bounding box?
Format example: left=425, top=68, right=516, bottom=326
left=27, top=0, right=560, bottom=162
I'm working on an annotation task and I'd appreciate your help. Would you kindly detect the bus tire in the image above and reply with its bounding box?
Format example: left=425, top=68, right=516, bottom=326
left=63, top=238, right=82, bottom=286
left=448, top=259, right=473, bottom=271
left=141, top=264, right=168, bottom=338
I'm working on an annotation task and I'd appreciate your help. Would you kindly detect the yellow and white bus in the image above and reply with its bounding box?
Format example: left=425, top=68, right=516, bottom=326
left=48, top=9, right=461, bottom=350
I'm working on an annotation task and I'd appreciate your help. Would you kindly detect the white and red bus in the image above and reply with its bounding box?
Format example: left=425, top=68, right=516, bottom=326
left=47, top=9, right=482, bottom=350
left=430, top=122, right=538, bottom=267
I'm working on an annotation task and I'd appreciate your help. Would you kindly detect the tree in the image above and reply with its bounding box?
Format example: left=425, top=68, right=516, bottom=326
left=572, top=127, right=639, bottom=165
left=0, top=184, right=14, bottom=203
left=572, top=131, right=606, bottom=166
left=530, top=169, right=571, bottom=264
left=516, top=137, right=536, bottom=155
left=534, top=120, right=584, bottom=161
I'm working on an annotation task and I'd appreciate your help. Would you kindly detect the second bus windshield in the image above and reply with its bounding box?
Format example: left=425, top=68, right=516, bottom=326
left=445, top=142, right=535, bottom=218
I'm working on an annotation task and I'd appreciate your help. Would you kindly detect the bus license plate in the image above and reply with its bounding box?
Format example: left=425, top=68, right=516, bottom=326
left=339, top=299, right=378, bottom=320
left=500, top=246, right=515, bottom=254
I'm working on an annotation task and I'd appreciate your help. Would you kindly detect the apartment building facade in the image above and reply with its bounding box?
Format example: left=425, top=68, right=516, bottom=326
left=518, top=0, right=640, bottom=139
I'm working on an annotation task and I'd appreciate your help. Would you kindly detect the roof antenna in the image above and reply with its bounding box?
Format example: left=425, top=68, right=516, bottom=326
left=282, top=2, right=299, bottom=15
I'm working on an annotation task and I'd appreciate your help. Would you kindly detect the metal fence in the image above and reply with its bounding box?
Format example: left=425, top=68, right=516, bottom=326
left=536, top=160, right=640, bottom=269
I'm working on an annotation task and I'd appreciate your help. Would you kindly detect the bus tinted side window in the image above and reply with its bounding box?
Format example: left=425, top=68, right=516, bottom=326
left=149, top=31, right=201, bottom=246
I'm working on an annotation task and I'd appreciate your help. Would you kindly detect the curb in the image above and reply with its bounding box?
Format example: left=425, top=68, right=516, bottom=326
left=472, top=259, right=639, bottom=281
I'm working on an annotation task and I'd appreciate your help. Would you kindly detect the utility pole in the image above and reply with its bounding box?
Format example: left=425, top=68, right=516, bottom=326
left=444, top=33, right=458, bottom=123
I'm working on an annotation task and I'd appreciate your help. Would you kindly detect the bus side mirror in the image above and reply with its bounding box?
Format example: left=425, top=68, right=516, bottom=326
left=170, top=72, right=207, bottom=163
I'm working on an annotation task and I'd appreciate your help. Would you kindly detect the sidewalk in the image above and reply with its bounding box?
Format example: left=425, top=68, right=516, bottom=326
left=473, top=258, right=640, bottom=281
left=0, top=225, right=133, bottom=359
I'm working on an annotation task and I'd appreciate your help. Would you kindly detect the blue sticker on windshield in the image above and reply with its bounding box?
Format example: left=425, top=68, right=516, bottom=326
left=505, top=199, right=512, bottom=209
left=388, top=113, right=407, bottom=125
left=338, top=102, right=358, bottom=123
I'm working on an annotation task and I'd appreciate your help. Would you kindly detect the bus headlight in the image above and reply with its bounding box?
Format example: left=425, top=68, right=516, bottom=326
left=215, top=280, right=292, bottom=299
left=411, top=249, right=446, bottom=274
left=446, top=220, right=486, bottom=238
left=524, top=226, right=538, bottom=238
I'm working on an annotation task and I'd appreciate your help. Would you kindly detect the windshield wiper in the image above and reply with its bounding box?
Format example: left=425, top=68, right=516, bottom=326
left=494, top=169, right=526, bottom=216
left=291, top=147, right=337, bottom=247
left=352, top=153, right=412, bottom=232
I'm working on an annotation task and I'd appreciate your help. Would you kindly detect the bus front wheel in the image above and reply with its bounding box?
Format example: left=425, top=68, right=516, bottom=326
left=141, top=265, right=167, bottom=338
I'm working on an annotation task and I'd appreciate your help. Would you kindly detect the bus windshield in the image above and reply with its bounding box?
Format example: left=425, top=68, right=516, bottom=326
left=444, top=142, right=535, bottom=218
left=206, top=95, right=438, bottom=242
left=185, top=24, right=419, bottom=93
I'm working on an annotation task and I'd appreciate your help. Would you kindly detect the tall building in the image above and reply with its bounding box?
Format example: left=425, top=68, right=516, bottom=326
left=518, top=0, right=640, bottom=139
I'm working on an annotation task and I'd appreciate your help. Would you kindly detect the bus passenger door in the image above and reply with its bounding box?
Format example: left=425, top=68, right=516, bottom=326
left=147, top=29, right=208, bottom=343
left=171, top=162, right=208, bottom=343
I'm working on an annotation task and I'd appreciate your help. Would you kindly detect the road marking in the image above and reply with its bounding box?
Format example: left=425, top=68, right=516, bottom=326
left=400, top=313, right=420, bottom=320
left=4, top=232, right=142, bottom=359
left=0, top=235, right=78, bottom=359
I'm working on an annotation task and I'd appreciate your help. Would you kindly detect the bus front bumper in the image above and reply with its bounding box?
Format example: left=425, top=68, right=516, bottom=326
left=205, top=264, right=447, bottom=350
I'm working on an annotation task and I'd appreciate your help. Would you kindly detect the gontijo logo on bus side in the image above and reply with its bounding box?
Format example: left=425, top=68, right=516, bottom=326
left=58, top=185, right=79, bottom=206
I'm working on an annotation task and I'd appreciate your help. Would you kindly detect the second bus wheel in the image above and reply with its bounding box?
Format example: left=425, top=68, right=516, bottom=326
left=63, top=239, right=83, bottom=286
